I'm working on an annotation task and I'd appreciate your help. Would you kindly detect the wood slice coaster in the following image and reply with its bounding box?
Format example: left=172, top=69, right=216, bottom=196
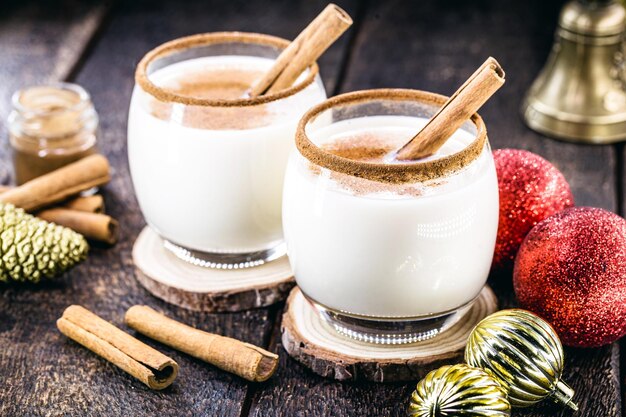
left=133, top=227, right=294, bottom=312
left=281, top=286, right=498, bottom=382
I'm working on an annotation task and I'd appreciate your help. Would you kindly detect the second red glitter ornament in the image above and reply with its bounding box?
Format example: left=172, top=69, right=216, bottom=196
left=514, top=207, right=626, bottom=348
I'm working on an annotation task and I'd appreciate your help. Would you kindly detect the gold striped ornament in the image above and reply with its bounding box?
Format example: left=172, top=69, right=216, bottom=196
left=465, top=309, right=578, bottom=411
left=408, top=364, right=511, bottom=417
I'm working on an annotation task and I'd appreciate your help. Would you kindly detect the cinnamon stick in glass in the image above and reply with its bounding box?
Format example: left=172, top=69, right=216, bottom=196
left=0, top=154, right=110, bottom=211
left=396, top=57, right=505, bottom=161
left=125, top=305, right=279, bottom=382
left=38, top=208, right=118, bottom=244
left=249, top=3, right=352, bottom=97
left=57, top=305, right=178, bottom=390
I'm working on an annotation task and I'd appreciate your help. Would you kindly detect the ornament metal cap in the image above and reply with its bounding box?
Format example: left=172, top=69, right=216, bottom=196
left=465, top=309, right=578, bottom=411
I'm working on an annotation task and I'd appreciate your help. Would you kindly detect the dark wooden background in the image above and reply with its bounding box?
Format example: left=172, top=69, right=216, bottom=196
left=0, top=0, right=623, bottom=416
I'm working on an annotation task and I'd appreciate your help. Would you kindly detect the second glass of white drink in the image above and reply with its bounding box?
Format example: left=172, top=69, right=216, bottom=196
left=283, top=89, right=500, bottom=344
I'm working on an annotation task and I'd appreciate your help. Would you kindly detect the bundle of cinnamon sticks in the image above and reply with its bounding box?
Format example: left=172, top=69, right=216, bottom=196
left=0, top=154, right=118, bottom=244
left=58, top=304, right=278, bottom=389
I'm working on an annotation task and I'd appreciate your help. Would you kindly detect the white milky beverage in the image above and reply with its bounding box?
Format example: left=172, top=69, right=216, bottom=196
left=128, top=55, right=326, bottom=255
left=283, top=115, right=499, bottom=318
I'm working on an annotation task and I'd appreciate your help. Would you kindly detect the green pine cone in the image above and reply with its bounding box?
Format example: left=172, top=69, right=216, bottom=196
left=0, top=203, right=88, bottom=283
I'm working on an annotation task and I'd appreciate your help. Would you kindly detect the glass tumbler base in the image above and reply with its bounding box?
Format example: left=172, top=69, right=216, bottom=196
left=311, top=299, right=475, bottom=345
left=163, top=240, right=286, bottom=269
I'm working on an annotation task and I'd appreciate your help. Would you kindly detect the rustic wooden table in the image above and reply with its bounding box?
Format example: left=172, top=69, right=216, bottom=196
left=0, top=0, right=623, bottom=416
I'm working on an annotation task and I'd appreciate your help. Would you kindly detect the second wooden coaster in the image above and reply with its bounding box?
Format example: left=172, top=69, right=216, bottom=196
left=282, top=286, right=498, bottom=382
left=133, top=227, right=294, bottom=312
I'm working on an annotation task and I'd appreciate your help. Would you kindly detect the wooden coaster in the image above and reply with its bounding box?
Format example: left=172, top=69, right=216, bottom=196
left=133, top=227, right=294, bottom=312
left=282, top=286, right=498, bottom=382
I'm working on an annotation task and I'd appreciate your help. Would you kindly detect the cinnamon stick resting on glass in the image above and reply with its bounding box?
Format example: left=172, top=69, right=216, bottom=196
left=125, top=305, right=279, bottom=382
left=57, top=305, right=178, bottom=390
left=396, top=57, right=505, bottom=161
left=249, top=4, right=352, bottom=96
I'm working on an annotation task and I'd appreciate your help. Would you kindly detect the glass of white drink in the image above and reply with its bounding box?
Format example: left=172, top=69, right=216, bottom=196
left=283, top=89, right=499, bottom=344
left=128, top=33, right=326, bottom=269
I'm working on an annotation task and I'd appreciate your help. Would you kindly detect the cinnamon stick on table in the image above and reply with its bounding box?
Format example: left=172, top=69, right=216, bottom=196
left=396, top=57, right=505, bottom=161
left=38, top=209, right=118, bottom=245
left=249, top=3, right=352, bottom=96
left=57, top=305, right=178, bottom=390
left=0, top=187, right=113, bottom=243
left=0, top=154, right=110, bottom=211
left=63, top=194, right=105, bottom=213
left=0, top=186, right=105, bottom=213
left=125, top=305, right=279, bottom=382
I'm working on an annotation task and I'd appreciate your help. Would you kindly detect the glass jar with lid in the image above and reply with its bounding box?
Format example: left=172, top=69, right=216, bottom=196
left=8, top=82, right=99, bottom=185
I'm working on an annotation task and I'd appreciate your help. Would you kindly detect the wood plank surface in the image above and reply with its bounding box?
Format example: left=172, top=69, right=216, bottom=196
left=248, top=0, right=622, bottom=416
left=0, top=0, right=623, bottom=416
left=0, top=0, right=356, bottom=416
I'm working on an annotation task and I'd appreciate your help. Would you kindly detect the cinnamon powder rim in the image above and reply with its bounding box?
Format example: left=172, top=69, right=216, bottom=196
left=136, top=32, right=320, bottom=107
left=295, top=89, right=488, bottom=184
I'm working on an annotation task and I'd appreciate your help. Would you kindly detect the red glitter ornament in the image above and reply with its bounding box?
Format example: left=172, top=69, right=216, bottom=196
left=514, top=207, right=626, bottom=348
left=492, top=149, right=574, bottom=270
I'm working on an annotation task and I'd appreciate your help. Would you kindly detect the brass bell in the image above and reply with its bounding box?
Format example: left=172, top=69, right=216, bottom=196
left=522, top=0, right=626, bottom=143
